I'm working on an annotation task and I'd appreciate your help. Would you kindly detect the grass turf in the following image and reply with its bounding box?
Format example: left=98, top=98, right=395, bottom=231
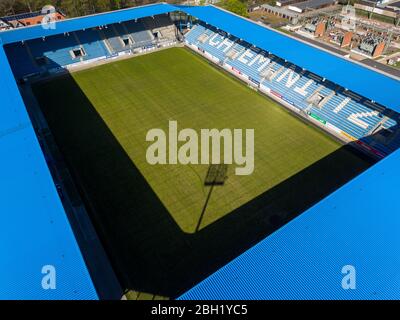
left=32, top=47, right=372, bottom=295
left=34, top=47, right=341, bottom=233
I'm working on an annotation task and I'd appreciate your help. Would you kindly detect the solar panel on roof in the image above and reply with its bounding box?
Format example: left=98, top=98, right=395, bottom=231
left=1, top=11, right=43, bottom=22
left=291, top=0, right=335, bottom=10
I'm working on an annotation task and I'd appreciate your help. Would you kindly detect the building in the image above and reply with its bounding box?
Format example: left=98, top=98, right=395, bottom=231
left=288, top=0, right=337, bottom=13
left=276, top=0, right=305, bottom=7
left=260, top=4, right=299, bottom=23
left=355, top=0, right=400, bottom=21
left=0, top=9, right=65, bottom=31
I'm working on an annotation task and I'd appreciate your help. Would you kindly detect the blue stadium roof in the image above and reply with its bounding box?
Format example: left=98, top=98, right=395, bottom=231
left=180, top=150, right=400, bottom=299
left=181, top=5, right=400, bottom=112
left=0, top=41, right=97, bottom=299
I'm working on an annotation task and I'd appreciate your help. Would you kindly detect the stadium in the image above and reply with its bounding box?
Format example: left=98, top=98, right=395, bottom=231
left=1, top=3, right=400, bottom=300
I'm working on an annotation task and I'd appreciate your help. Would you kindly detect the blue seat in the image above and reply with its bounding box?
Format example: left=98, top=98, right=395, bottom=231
left=185, top=22, right=400, bottom=146
left=27, top=33, right=79, bottom=68
left=75, top=28, right=109, bottom=60
left=123, top=20, right=153, bottom=47
left=102, top=25, right=125, bottom=53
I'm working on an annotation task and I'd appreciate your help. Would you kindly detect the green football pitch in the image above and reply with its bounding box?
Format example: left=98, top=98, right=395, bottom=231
left=32, top=47, right=372, bottom=295
left=34, top=46, right=341, bottom=233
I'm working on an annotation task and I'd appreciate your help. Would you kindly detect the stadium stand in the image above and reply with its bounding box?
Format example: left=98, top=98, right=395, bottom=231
left=1, top=8, right=399, bottom=159
left=3, top=8, right=398, bottom=159
left=74, top=28, right=110, bottom=60
left=112, top=22, right=135, bottom=49
left=4, top=14, right=176, bottom=76
left=123, top=19, right=154, bottom=47
left=143, top=14, right=177, bottom=42
left=100, top=25, right=126, bottom=53
left=3, top=11, right=399, bottom=159
left=27, top=33, right=80, bottom=68
left=184, top=22, right=400, bottom=156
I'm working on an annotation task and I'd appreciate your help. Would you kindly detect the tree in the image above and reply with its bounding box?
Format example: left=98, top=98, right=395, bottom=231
left=0, top=0, right=170, bottom=18
left=220, top=0, right=248, bottom=18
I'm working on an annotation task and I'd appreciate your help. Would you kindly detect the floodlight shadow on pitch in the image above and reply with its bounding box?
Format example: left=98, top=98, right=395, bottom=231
left=204, top=164, right=228, bottom=185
